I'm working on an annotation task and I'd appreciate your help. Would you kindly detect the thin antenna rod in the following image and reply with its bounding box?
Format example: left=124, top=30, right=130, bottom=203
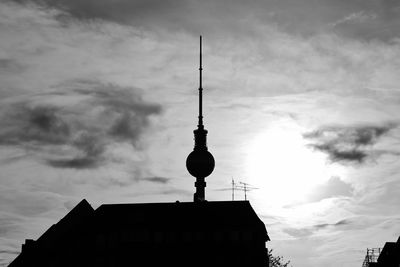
left=243, top=182, right=247, bottom=200
left=198, top=35, right=203, bottom=127
left=232, top=177, right=235, bottom=201
left=237, top=181, right=259, bottom=201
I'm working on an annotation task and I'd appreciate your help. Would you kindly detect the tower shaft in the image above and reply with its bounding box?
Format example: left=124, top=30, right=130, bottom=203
left=194, top=177, right=206, bottom=202
left=195, top=35, right=206, bottom=202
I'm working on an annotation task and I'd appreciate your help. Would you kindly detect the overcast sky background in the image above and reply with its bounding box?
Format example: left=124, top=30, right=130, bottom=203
left=1, top=0, right=400, bottom=266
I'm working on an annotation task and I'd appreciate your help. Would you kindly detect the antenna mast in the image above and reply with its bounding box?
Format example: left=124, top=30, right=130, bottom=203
left=198, top=35, right=203, bottom=128
left=232, top=177, right=235, bottom=201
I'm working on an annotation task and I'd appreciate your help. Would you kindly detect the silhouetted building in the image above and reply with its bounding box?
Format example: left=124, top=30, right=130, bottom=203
left=362, top=236, right=400, bottom=267
left=376, top=236, right=400, bottom=267
left=9, top=199, right=270, bottom=267
left=9, top=36, right=271, bottom=267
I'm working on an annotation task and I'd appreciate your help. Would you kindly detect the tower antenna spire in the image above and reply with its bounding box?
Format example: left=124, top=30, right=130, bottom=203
left=186, top=36, right=215, bottom=202
left=198, top=35, right=203, bottom=128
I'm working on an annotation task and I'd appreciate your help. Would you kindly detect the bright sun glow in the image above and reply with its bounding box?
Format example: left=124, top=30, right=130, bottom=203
left=245, top=126, right=344, bottom=206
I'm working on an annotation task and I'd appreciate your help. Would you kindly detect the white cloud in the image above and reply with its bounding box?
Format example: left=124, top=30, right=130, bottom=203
left=330, top=11, right=377, bottom=28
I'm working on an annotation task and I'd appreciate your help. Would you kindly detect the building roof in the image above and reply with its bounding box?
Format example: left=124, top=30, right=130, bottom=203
left=95, top=200, right=268, bottom=233
left=36, top=199, right=94, bottom=245
left=9, top=199, right=269, bottom=266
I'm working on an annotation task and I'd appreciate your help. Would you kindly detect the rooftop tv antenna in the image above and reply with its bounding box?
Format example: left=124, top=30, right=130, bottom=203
left=226, top=178, right=258, bottom=201
left=186, top=36, right=215, bottom=202
left=235, top=181, right=259, bottom=201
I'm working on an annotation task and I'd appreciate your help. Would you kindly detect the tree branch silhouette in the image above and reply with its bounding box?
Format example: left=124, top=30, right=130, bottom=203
left=268, top=249, right=291, bottom=267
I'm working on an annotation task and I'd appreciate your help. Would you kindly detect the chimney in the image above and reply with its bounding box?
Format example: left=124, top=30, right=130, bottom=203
left=21, top=239, right=35, bottom=253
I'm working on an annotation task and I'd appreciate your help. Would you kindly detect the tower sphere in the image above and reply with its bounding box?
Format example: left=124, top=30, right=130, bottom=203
left=186, top=149, right=215, bottom=178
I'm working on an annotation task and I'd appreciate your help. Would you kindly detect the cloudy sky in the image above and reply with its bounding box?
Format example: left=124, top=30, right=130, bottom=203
left=1, top=0, right=400, bottom=266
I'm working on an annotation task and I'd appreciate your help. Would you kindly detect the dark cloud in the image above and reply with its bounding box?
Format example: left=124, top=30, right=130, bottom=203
left=145, top=176, right=171, bottom=184
left=0, top=250, right=19, bottom=255
left=304, top=123, right=396, bottom=164
left=13, top=0, right=400, bottom=41
left=0, top=104, right=70, bottom=146
left=284, top=218, right=352, bottom=237
left=46, top=132, right=105, bottom=169
left=283, top=227, right=313, bottom=238
left=0, top=102, right=99, bottom=169
left=0, top=80, right=162, bottom=169
left=0, top=58, right=25, bottom=73
left=314, top=219, right=351, bottom=229
left=314, top=144, right=368, bottom=163
left=47, top=156, right=98, bottom=169
left=72, top=81, right=162, bottom=146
